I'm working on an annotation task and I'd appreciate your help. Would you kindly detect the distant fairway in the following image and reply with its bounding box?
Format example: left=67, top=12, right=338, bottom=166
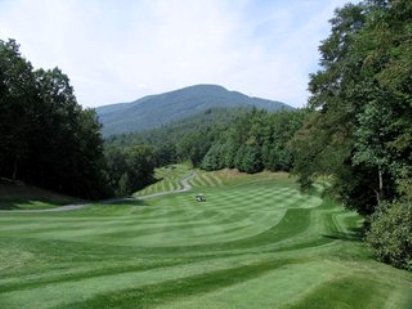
left=0, top=166, right=411, bottom=308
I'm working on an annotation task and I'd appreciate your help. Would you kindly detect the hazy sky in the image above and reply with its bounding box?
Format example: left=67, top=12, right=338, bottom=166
left=0, top=0, right=353, bottom=107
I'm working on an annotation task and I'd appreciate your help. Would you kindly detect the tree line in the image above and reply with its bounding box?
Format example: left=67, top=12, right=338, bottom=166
left=0, top=39, right=155, bottom=199
left=105, top=107, right=249, bottom=167
left=200, top=109, right=307, bottom=173
left=290, top=0, right=411, bottom=270
left=106, top=107, right=307, bottom=175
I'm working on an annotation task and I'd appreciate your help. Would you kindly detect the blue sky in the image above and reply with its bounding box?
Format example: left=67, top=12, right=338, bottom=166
left=0, top=0, right=354, bottom=107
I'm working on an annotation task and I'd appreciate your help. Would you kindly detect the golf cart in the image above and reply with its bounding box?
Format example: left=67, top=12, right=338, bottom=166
left=195, top=194, right=206, bottom=202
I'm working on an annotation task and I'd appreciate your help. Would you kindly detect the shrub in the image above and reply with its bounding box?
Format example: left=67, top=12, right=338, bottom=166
left=366, top=201, right=412, bottom=270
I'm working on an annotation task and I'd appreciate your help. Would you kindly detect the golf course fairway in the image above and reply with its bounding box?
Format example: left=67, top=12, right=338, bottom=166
left=1, top=166, right=411, bottom=308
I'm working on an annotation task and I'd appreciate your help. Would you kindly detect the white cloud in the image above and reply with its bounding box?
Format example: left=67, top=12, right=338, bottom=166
left=0, top=0, right=351, bottom=107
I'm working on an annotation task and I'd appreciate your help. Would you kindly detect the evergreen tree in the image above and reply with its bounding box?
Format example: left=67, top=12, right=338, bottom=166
left=235, top=145, right=263, bottom=174
left=201, top=143, right=224, bottom=171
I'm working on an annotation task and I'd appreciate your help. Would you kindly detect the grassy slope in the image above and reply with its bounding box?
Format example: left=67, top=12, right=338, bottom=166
left=134, top=164, right=191, bottom=197
left=0, top=166, right=411, bottom=308
left=0, top=180, right=79, bottom=210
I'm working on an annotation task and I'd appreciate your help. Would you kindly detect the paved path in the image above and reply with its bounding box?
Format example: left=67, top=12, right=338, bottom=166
left=0, top=172, right=197, bottom=213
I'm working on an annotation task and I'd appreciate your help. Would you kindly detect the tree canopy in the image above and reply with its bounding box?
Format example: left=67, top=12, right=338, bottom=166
left=290, top=0, right=412, bottom=269
left=0, top=39, right=110, bottom=199
left=291, top=0, right=411, bottom=214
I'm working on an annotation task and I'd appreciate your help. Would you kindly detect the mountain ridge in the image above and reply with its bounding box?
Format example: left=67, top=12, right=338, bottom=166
left=96, top=84, right=293, bottom=137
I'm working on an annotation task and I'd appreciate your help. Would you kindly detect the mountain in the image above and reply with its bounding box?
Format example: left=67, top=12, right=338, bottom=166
left=96, top=84, right=293, bottom=137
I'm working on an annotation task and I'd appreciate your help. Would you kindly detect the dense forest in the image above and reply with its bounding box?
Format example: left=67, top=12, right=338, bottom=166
left=105, top=107, right=307, bottom=173
left=0, top=39, right=109, bottom=199
left=200, top=109, right=307, bottom=173
left=0, top=39, right=156, bottom=199
left=105, top=107, right=248, bottom=167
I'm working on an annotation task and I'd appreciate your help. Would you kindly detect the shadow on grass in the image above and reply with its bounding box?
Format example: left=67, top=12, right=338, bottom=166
left=0, top=199, right=67, bottom=210
left=0, top=200, right=20, bottom=210
left=102, top=198, right=149, bottom=207
left=0, top=198, right=149, bottom=211
left=0, top=180, right=80, bottom=210
left=323, top=227, right=363, bottom=242
left=147, top=176, right=164, bottom=187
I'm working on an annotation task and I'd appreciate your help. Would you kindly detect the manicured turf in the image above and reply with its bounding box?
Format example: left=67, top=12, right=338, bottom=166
left=0, top=166, right=411, bottom=308
left=134, top=164, right=190, bottom=197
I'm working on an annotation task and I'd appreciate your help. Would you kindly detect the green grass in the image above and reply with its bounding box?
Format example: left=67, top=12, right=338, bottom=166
left=0, top=166, right=411, bottom=308
left=134, top=164, right=191, bottom=197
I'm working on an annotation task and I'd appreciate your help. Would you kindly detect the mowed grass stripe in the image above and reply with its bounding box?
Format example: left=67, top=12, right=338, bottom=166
left=290, top=276, right=390, bottom=309
left=109, top=208, right=314, bottom=252
left=0, top=191, right=349, bottom=251
left=59, top=259, right=297, bottom=309
left=1, top=165, right=411, bottom=308
left=136, top=164, right=192, bottom=197
left=156, top=260, right=348, bottom=309
left=0, top=255, right=293, bottom=308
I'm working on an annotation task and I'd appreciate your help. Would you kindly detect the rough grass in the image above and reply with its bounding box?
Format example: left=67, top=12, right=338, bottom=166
left=0, top=165, right=411, bottom=308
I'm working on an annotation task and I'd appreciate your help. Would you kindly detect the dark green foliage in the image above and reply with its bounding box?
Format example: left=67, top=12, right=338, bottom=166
left=234, top=145, right=263, bottom=173
left=0, top=39, right=35, bottom=182
left=291, top=0, right=412, bottom=214
left=367, top=201, right=412, bottom=270
left=117, top=173, right=131, bottom=197
left=105, top=145, right=155, bottom=196
left=125, top=146, right=156, bottom=191
left=290, top=0, right=412, bottom=269
left=105, top=108, right=248, bottom=167
left=105, top=106, right=306, bottom=174
left=154, top=143, right=177, bottom=167
left=221, top=142, right=237, bottom=168
left=263, top=109, right=306, bottom=171
left=200, top=108, right=307, bottom=174
left=96, top=84, right=292, bottom=137
left=176, top=132, right=212, bottom=167
left=201, top=143, right=225, bottom=171
left=0, top=39, right=110, bottom=199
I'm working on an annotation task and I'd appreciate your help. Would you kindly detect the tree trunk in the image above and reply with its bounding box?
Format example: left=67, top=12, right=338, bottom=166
left=377, top=166, right=384, bottom=204
left=374, top=189, right=381, bottom=205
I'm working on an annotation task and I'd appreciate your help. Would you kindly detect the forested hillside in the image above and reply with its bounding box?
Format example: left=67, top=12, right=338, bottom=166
left=105, top=108, right=308, bottom=173
left=105, top=108, right=249, bottom=166
left=0, top=39, right=109, bottom=199
left=96, top=84, right=292, bottom=136
left=0, top=40, right=157, bottom=200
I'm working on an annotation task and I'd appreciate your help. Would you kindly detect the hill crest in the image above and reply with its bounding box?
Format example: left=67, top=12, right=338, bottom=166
left=96, top=84, right=293, bottom=137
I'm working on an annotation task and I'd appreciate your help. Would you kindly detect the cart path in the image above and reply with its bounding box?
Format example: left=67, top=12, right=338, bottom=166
left=0, top=172, right=197, bottom=213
